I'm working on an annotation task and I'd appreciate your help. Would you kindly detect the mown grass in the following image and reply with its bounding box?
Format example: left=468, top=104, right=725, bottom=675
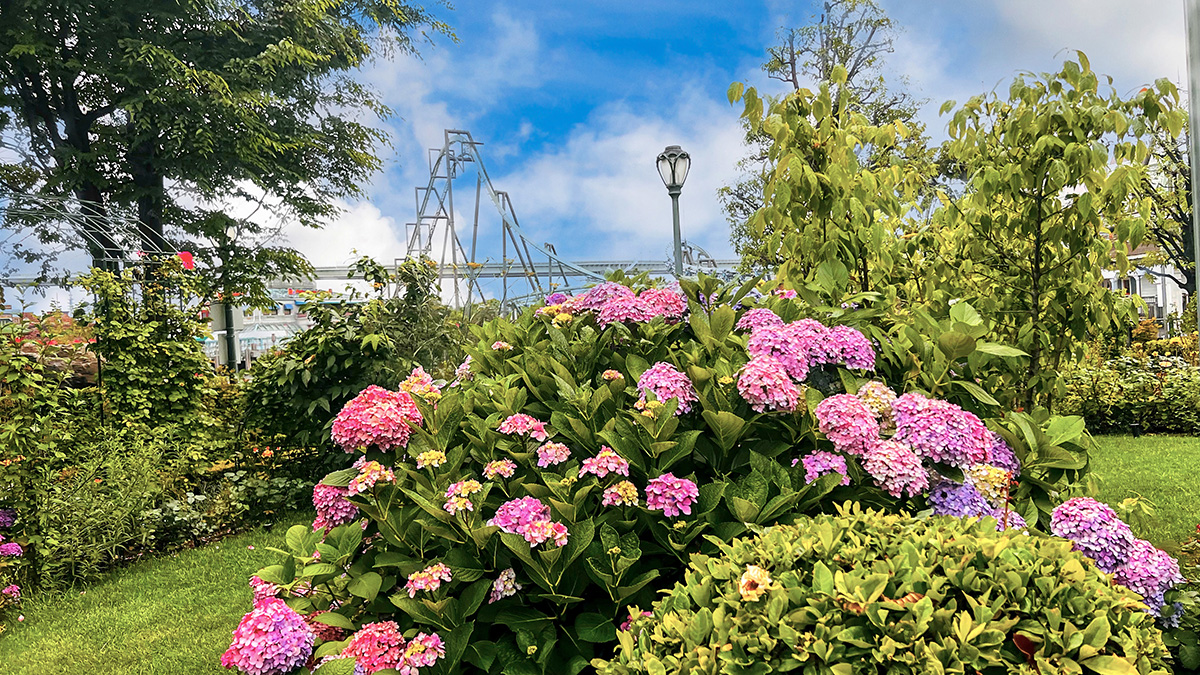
left=1090, top=434, right=1200, bottom=554
left=0, top=514, right=307, bottom=675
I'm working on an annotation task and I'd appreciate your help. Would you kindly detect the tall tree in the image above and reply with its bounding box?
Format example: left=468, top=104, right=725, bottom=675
left=0, top=0, right=450, bottom=276
left=1139, top=123, right=1196, bottom=296
left=720, top=0, right=926, bottom=269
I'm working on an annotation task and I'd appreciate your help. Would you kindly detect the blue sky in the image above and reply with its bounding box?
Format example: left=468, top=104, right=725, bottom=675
left=281, top=0, right=1189, bottom=272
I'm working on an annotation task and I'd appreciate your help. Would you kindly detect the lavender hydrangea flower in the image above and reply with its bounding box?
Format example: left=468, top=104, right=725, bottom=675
left=800, top=451, right=851, bottom=486
left=892, top=392, right=989, bottom=468
left=928, top=480, right=993, bottom=518
left=220, top=598, right=314, bottom=675
left=1113, top=538, right=1185, bottom=616
left=0, top=508, right=15, bottom=528
left=1050, top=497, right=1135, bottom=573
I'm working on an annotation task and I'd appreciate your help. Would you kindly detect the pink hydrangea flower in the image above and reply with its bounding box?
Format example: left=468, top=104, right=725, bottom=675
left=773, top=288, right=797, bottom=299
left=444, top=479, right=483, bottom=514
left=747, top=324, right=811, bottom=380
left=862, top=440, right=928, bottom=498
left=602, top=480, right=640, bottom=507
left=813, top=394, right=880, bottom=456
left=645, top=473, right=699, bottom=517
left=405, top=563, right=452, bottom=598
left=313, top=483, right=359, bottom=531
left=619, top=610, right=654, bottom=632
left=331, top=385, right=423, bottom=452
left=399, top=365, right=441, bottom=401
left=597, top=294, right=655, bottom=327
left=536, top=442, right=571, bottom=467
left=578, top=282, right=636, bottom=310
left=347, top=461, right=396, bottom=497
left=491, top=341, right=513, bottom=351
left=736, top=308, right=784, bottom=332
left=737, top=355, right=800, bottom=413
left=1, top=584, right=19, bottom=600
left=892, top=393, right=990, bottom=468
left=601, top=369, right=623, bottom=381
left=636, top=362, right=697, bottom=414
left=249, top=575, right=279, bottom=606
left=1113, top=539, right=1185, bottom=615
left=452, top=355, right=473, bottom=385
left=400, top=632, right=446, bottom=673
left=221, top=598, right=314, bottom=675
left=820, top=325, right=875, bottom=370
left=579, top=447, right=630, bottom=478
left=801, top=451, right=851, bottom=486
left=487, top=497, right=568, bottom=547
left=498, top=413, right=548, bottom=441
left=342, top=621, right=406, bottom=674
left=0, top=542, right=23, bottom=556
left=483, top=459, right=517, bottom=480
left=489, top=568, right=522, bottom=603
left=639, top=287, right=688, bottom=321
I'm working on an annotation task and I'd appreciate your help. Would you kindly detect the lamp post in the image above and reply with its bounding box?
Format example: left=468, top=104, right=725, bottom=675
left=656, top=145, right=691, bottom=277
left=221, top=223, right=238, bottom=371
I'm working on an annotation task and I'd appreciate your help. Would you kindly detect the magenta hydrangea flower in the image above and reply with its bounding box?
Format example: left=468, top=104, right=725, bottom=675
left=1114, top=539, right=1185, bottom=615
left=401, top=632, right=447, bottom=673
left=0, top=542, right=22, bottom=556
left=483, top=459, right=517, bottom=480
left=487, top=497, right=568, bottom=547
left=347, top=461, right=396, bottom=497
left=645, top=473, right=699, bottom=517
left=221, top=598, right=314, bottom=675
left=578, top=282, right=636, bottom=310
left=928, top=480, right=993, bottom=518
left=342, top=621, right=407, bottom=674
left=489, top=568, right=522, bottom=604
left=249, top=575, right=279, bottom=606
left=1050, top=497, right=1136, bottom=574
left=536, top=442, right=571, bottom=467
left=891, top=392, right=989, bottom=468
left=801, top=451, right=850, bottom=486
left=813, top=394, right=880, bottom=456
left=579, top=447, right=630, bottom=478
left=405, top=563, right=452, bottom=598
left=0, top=508, right=15, bottom=528
left=737, top=355, right=801, bottom=413
left=498, top=413, right=548, bottom=441
left=545, top=292, right=568, bottom=305
left=331, top=385, right=423, bottom=452
left=639, top=287, right=688, bottom=321
left=747, top=324, right=810, bottom=380
left=1, top=584, right=19, bottom=600
left=636, top=362, right=697, bottom=414
left=313, top=483, right=359, bottom=531
left=861, top=440, right=928, bottom=498
left=597, top=294, right=655, bottom=327
left=819, top=325, right=875, bottom=370
left=736, top=308, right=784, bottom=332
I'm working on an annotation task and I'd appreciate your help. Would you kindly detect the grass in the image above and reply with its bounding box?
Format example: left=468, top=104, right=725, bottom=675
left=1091, top=434, right=1200, bottom=554
left=0, top=514, right=308, bottom=675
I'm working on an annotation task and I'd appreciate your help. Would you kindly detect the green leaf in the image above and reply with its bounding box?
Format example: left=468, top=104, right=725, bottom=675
left=313, top=657, right=358, bottom=675
left=812, top=561, right=834, bottom=595
left=975, top=342, right=1029, bottom=358
left=937, top=332, right=977, bottom=360
left=1080, top=656, right=1137, bottom=675
left=701, top=410, right=747, bottom=452
left=321, top=468, right=357, bottom=487
left=575, top=612, right=618, bottom=643
left=952, top=380, right=1000, bottom=407
left=312, top=611, right=356, bottom=630
left=348, top=571, right=382, bottom=602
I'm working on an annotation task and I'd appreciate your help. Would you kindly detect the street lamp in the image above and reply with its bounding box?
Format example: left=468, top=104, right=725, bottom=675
left=656, top=145, right=690, bottom=277
left=221, top=223, right=238, bottom=371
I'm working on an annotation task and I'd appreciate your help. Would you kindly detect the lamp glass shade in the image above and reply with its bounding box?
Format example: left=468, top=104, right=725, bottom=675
left=656, top=145, right=690, bottom=190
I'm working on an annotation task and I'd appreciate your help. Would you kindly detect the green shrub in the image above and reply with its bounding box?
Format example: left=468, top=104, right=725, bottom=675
left=595, top=503, right=1171, bottom=675
left=1059, top=356, right=1200, bottom=434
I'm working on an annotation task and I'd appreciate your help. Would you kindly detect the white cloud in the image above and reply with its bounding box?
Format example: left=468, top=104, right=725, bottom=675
left=282, top=200, right=409, bottom=268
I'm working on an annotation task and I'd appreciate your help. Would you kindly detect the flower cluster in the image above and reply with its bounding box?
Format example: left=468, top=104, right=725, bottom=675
left=928, top=480, right=993, bottom=518
left=862, top=440, right=928, bottom=498
left=739, top=565, right=773, bottom=602
left=747, top=324, right=810, bottom=380
left=856, top=381, right=897, bottom=422
left=801, top=451, right=851, bottom=486
left=638, top=287, right=687, bottom=321
left=249, top=575, right=279, bottom=606
left=645, top=473, right=699, bottom=517
left=220, top=599, right=314, bottom=675
left=735, top=308, right=783, bottom=332
left=443, top=479, right=483, bottom=514
left=602, top=481, right=640, bottom=507
left=892, top=393, right=989, bottom=468
left=341, top=621, right=407, bottom=673
left=451, top=355, right=473, bottom=386
left=813, top=394, right=879, bottom=456
left=331, top=385, right=423, bottom=452
left=1050, top=498, right=1135, bottom=573
left=483, top=459, right=517, bottom=479
left=405, top=563, right=452, bottom=597
left=488, top=497, right=568, bottom=547
left=0, top=542, right=22, bottom=557
left=0, top=509, right=14, bottom=528
left=401, top=632, right=446, bottom=673
left=983, top=432, right=1020, bottom=476
left=1113, top=539, right=1184, bottom=615
left=601, top=369, right=623, bottom=381
left=498, top=413, right=548, bottom=441
left=536, top=442, right=571, bottom=467
left=596, top=294, right=654, bottom=327
left=313, top=483, right=358, bottom=531
left=821, top=325, right=875, bottom=370
left=491, top=341, right=513, bottom=351
left=2, top=585, right=19, bottom=600
left=399, top=365, right=441, bottom=402
left=580, top=447, right=630, bottom=478
left=577, top=282, right=635, bottom=310
left=415, top=450, right=447, bottom=470
left=489, top=568, right=522, bottom=604
left=347, top=461, right=395, bottom=497
left=965, top=464, right=1011, bottom=508
left=635, top=362, right=697, bottom=414
left=737, top=356, right=800, bottom=413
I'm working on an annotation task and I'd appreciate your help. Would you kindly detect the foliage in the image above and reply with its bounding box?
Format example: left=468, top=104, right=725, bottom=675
left=1167, top=533, right=1200, bottom=672
left=1138, top=123, right=1197, bottom=296
left=242, top=257, right=464, bottom=449
left=1059, top=356, right=1200, bottom=435
left=721, top=0, right=927, bottom=268
left=1132, top=332, right=1199, bottom=364
left=594, top=503, right=1172, bottom=675
left=1133, top=318, right=1161, bottom=343
left=0, top=0, right=451, bottom=273
left=243, top=275, right=1095, bottom=674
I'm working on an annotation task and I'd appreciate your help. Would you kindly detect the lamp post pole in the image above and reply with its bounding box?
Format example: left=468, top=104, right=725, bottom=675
left=1188, top=0, right=1200, bottom=333
left=669, top=186, right=683, bottom=277
left=221, top=223, right=238, bottom=372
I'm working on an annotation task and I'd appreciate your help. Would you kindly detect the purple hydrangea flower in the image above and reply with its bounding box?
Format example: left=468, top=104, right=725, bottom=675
left=928, top=480, right=993, bottom=518
left=0, top=542, right=23, bottom=556
left=983, top=432, right=1020, bottom=476
left=892, top=392, right=990, bottom=468
left=220, top=598, right=314, bottom=675
left=1050, top=497, right=1135, bottom=574
left=1113, top=538, right=1185, bottom=616
left=801, top=451, right=850, bottom=486
left=814, top=394, right=880, bottom=456
left=0, top=509, right=15, bottom=528
left=578, top=282, right=636, bottom=311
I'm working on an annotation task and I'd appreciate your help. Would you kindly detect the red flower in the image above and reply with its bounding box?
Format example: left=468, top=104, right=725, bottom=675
left=177, top=251, right=195, bottom=270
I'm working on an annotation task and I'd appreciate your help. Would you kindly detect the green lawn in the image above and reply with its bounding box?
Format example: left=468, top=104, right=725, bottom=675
left=1091, top=434, right=1200, bottom=554
left=0, top=514, right=307, bottom=675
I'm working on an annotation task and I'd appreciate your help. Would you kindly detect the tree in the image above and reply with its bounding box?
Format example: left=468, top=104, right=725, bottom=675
left=936, top=56, right=1184, bottom=408
left=0, top=0, right=450, bottom=274
left=720, top=0, right=926, bottom=268
left=1139, top=122, right=1196, bottom=296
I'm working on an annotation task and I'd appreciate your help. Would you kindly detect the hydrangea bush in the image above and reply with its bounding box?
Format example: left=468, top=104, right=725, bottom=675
left=231, top=275, right=1093, bottom=674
